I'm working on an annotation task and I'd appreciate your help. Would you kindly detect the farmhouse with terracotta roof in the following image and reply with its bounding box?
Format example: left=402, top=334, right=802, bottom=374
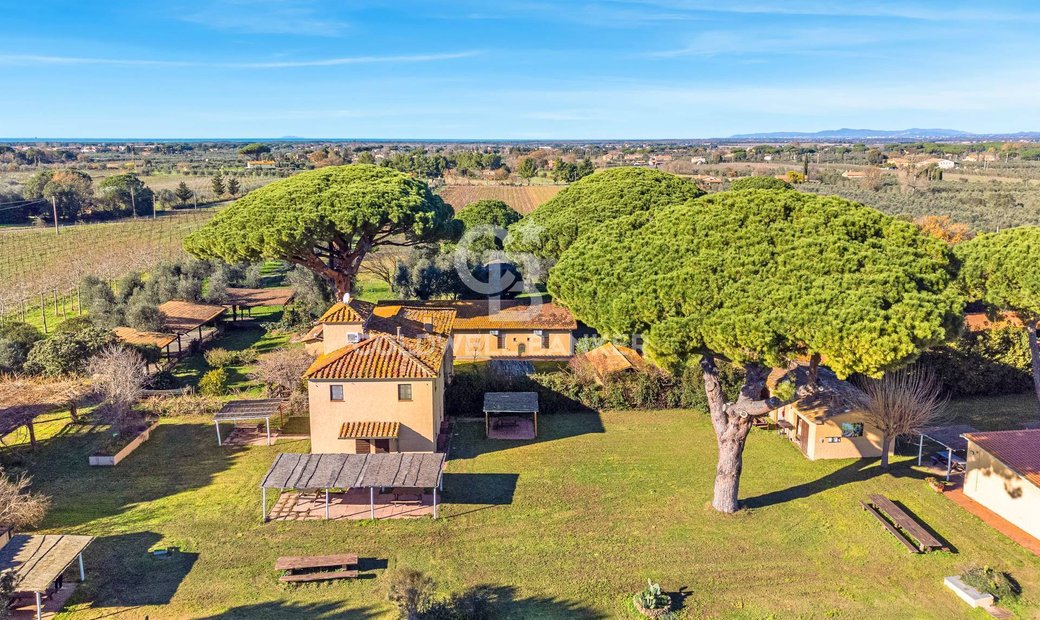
left=304, top=295, right=455, bottom=454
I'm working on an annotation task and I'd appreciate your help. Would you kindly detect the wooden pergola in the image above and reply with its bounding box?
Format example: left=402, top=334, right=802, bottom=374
left=0, top=379, right=90, bottom=449
left=225, top=287, right=295, bottom=320
left=483, top=392, right=539, bottom=438
left=158, top=300, right=227, bottom=353
left=0, top=534, right=94, bottom=619
left=214, top=399, right=285, bottom=447
left=260, top=452, right=446, bottom=521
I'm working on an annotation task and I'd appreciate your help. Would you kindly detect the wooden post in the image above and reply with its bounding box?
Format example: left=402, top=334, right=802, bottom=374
left=534, top=411, right=538, bottom=437
left=433, top=486, right=438, bottom=519
left=325, top=489, right=330, bottom=520
left=370, top=487, right=375, bottom=520
left=51, top=195, right=59, bottom=236
left=69, top=403, right=78, bottom=423
left=26, top=421, right=36, bottom=449
left=40, top=292, right=47, bottom=335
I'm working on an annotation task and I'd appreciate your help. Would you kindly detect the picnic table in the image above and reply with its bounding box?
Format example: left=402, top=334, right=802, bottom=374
left=862, top=494, right=948, bottom=553
left=275, top=554, right=359, bottom=583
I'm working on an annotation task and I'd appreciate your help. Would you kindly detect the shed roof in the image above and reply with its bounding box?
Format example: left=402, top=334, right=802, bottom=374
left=214, top=399, right=285, bottom=421
left=484, top=392, right=539, bottom=413
left=158, top=300, right=227, bottom=334
left=575, top=342, right=644, bottom=384
left=964, top=429, right=1040, bottom=488
left=113, top=327, right=177, bottom=349
left=261, top=452, right=445, bottom=489
left=225, top=287, right=295, bottom=308
left=0, top=534, right=94, bottom=593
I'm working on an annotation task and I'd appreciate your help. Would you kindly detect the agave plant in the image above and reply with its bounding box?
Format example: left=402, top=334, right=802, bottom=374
left=639, top=579, right=665, bottom=610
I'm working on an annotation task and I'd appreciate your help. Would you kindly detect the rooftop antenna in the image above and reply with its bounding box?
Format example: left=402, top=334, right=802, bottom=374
left=342, top=292, right=351, bottom=304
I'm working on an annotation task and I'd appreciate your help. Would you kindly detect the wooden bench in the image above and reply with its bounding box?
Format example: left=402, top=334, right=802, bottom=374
left=863, top=494, right=948, bottom=553
left=275, top=554, right=359, bottom=584
left=279, top=570, right=358, bottom=583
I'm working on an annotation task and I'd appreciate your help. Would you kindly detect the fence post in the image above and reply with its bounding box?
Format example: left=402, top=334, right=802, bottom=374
left=40, top=292, right=47, bottom=334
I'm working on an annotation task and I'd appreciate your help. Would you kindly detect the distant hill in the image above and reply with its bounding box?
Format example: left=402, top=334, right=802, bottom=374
left=728, top=128, right=976, bottom=141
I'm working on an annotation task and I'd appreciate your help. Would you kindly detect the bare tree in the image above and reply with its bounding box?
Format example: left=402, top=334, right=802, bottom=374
left=250, top=349, right=313, bottom=397
left=851, top=367, right=948, bottom=469
left=360, top=250, right=400, bottom=292
left=859, top=166, right=884, bottom=191
left=88, top=345, right=147, bottom=430
left=0, top=467, right=49, bottom=529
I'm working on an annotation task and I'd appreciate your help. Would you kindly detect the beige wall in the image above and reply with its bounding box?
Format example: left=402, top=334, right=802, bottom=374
left=307, top=378, right=439, bottom=454
left=321, top=323, right=364, bottom=355
left=452, top=330, right=573, bottom=360
left=965, top=441, right=1040, bottom=540
left=770, top=405, right=884, bottom=460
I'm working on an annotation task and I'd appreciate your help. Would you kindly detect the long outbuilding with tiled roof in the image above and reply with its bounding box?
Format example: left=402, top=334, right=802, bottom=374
left=962, top=428, right=1040, bottom=542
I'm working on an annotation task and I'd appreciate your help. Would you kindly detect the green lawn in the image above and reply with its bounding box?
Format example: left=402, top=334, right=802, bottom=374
left=947, top=392, right=1039, bottom=430
left=9, top=410, right=1038, bottom=619
left=171, top=305, right=289, bottom=394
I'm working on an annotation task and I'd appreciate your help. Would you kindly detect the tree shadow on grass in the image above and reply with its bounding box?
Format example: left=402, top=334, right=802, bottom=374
left=74, top=531, right=198, bottom=608
left=463, top=584, right=607, bottom=619
left=741, top=457, right=881, bottom=510
left=450, top=412, right=605, bottom=459
left=14, top=421, right=245, bottom=529
left=195, top=602, right=379, bottom=619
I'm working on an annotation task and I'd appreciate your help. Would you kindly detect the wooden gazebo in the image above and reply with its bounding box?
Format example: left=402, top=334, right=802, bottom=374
left=483, top=392, right=539, bottom=439
left=0, top=378, right=90, bottom=449
left=0, top=534, right=94, bottom=619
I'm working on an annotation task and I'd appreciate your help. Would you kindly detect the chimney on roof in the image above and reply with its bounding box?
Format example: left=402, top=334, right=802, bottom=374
left=396, top=326, right=402, bottom=339
left=342, top=292, right=351, bottom=304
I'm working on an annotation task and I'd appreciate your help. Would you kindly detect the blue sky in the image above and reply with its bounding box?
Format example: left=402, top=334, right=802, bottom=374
left=0, top=1, right=1037, bottom=139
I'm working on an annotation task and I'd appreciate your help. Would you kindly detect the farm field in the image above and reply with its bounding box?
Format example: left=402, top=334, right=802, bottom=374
left=437, top=184, right=564, bottom=214
left=10, top=410, right=1039, bottom=619
left=0, top=209, right=216, bottom=323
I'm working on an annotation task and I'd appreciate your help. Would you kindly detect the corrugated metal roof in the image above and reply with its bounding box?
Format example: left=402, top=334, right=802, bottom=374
left=964, top=429, right=1040, bottom=488
left=261, top=452, right=445, bottom=489
left=339, top=421, right=400, bottom=439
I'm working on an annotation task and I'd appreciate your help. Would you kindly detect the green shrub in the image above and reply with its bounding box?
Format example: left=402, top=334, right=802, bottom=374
left=961, top=566, right=1020, bottom=601
left=730, top=176, right=792, bottom=191
left=145, top=394, right=222, bottom=417
left=53, top=315, right=94, bottom=334
left=146, top=370, right=179, bottom=390
left=23, top=327, right=115, bottom=376
left=0, top=322, right=43, bottom=373
left=204, top=348, right=238, bottom=368
left=199, top=368, right=230, bottom=396
left=918, top=326, right=1032, bottom=396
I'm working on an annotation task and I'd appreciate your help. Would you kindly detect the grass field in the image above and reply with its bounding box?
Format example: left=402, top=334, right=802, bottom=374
left=0, top=209, right=216, bottom=318
left=8, top=409, right=1038, bottom=619
left=437, top=184, right=564, bottom=214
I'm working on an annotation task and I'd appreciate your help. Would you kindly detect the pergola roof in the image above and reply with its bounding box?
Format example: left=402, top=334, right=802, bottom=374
left=0, top=534, right=93, bottom=593
left=214, top=399, right=285, bottom=421
left=113, top=327, right=177, bottom=349
left=261, top=452, right=445, bottom=490
left=484, top=392, right=539, bottom=413
left=920, top=424, right=978, bottom=452
left=226, top=287, right=295, bottom=308
left=158, top=300, right=227, bottom=335
left=0, top=378, right=90, bottom=439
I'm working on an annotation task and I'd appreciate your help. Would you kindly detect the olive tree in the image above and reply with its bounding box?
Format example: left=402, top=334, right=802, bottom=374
left=549, top=190, right=962, bottom=512
left=957, top=226, right=1040, bottom=413
left=505, top=167, right=703, bottom=262
left=184, top=165, right=456, bottom=297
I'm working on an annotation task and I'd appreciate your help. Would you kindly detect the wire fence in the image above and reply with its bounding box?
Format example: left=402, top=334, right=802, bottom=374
left=0, top=209, right=216, bottom=332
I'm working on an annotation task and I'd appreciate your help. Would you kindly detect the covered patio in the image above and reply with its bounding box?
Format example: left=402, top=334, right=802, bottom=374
left=916, top=423, right=977, bottom=481
left=0, top=534, right=93, bottom=619
left=157, top=300, right=226, bottom=352
left=213, top=399, right=286, bottom=447
left=260, top=452, right=446, bottom=522
left=483, top=392, right=538, bottom=440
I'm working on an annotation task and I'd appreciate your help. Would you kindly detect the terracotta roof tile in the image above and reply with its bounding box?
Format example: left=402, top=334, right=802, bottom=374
left=305, top=333, right=446, bottom=380
left=573, top=342, right=644, bottom=384
left=964, top=429, right=1040, bottom=488
left=339, top=421, right=400, bottom=439
left=319, top=299, right=375, bottom=324
left=375, top=298, right=576, bottom=330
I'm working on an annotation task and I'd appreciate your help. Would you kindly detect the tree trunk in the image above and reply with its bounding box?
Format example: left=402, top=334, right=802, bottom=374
left=1028, top=322, right=1040, bottom=416
left=807, top=352, right=821, bottom=389
left=330, top=271, right=355, bottom=300
left=702, top=357, right=769, bottom=513
left=879, top=430, right=892, bottom=469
